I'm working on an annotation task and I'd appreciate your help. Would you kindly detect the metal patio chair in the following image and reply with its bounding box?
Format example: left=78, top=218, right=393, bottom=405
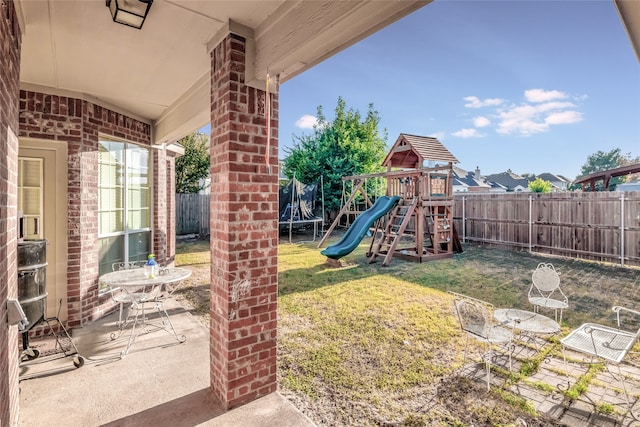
left=142, top=267, right=188, bottom=344
left=109, top=261, right=149, bottom=333
left=560, top=306, right=640, bottom=419
left=449, top=291, right=514, bottom=390
left=528, top=262, right=568, bottom=324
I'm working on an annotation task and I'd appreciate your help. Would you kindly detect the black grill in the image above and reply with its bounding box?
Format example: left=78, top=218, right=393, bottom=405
left=17, top=240, right=48, bottom=333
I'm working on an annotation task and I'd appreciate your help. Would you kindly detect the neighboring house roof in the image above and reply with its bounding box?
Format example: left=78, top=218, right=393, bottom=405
left=536, top=172, right=570, bottom=191
left=452, top=178, right=469, bottom=191
left=457, top=175, right=491, bottom=188
left=537, top=173, right=568, bottom=183
left=451, top=166, right=491, bottom=189
left=452, top=165, right=469, bottom=178
left=484, top=170, right=533, bottom=191
left=488, top=181, right=508, bottom=191
left=382, top=133, right=459, bottom=169
left=453, top=167, right=573, bottom=192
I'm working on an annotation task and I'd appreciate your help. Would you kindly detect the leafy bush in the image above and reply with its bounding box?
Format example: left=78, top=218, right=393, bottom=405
left=528, top=177, right=553, bottom=193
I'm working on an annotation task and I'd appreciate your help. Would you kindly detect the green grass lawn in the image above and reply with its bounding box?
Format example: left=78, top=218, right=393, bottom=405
left=177, top=237, right=640, bottom=425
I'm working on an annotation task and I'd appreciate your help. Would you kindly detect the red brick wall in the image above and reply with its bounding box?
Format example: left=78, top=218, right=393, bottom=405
left=0, top=0, right=21, bottom=424
left=19, top=92, right=155, bottom=327
left=209, top=33, right=279, bottom=409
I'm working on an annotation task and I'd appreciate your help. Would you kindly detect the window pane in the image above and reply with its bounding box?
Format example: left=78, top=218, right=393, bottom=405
left=22, top=188, right=41, bottom=215
left=128, top=208, right=150, bottom=229
left=21, top=160, right=42, bottom=187
left=99, top=210, right=124, bottom=234
left=128, top=231, right=150, bottom=262
left=98, top=235, right=124, bottom=279
left=128, top=209, right=141, bottom=230
left=127, top=144, right=150, bottom=213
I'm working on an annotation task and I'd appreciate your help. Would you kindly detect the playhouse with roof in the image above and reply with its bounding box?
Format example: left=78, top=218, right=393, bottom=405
left=318, top=133, right=460, bottom=266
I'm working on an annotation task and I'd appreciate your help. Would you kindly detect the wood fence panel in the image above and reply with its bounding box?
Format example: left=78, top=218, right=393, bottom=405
left=199, top=195, right=210, bottom=237
left=454, top=191, right=640, bottom=267
left=623, top=196, right=640, bottom=265
left=176, top=193, right=210, bottom=236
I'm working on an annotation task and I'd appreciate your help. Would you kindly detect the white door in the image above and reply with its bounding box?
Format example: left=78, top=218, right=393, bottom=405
left=18, top=141, right=68, bottom=320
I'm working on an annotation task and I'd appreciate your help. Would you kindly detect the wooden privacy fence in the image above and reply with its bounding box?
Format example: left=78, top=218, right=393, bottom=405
left=176, top=193, right=210, bottom=236
left=454, top=192, right=640, bottom=267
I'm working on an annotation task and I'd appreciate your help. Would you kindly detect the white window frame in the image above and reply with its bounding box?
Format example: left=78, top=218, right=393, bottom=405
left=98, top=136, right=152, bottom=277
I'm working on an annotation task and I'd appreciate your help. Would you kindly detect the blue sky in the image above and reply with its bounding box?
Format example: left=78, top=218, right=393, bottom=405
left=274, top=0, right=639, bottom=180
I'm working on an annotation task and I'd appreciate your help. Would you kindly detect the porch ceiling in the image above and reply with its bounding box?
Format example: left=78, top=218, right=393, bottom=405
left=15, top=0, right=430, bottom=144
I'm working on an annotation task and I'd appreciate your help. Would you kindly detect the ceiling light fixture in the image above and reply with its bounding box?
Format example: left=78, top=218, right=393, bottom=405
left=106, top=0, right=153, bottom=30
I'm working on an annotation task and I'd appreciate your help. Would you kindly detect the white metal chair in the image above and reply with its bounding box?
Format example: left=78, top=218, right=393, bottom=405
left=560, top=306, right=640, bottom=419
left=143, top=268, right=187, bottom=344
left=449, top=291, right=514, bottom=390
left=109, top=261, right=149, bottom=333
left=528, top=262, right=568, bottom=324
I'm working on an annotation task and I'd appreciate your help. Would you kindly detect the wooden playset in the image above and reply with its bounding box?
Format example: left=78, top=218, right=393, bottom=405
left=318, top=133, right=460, bottom=265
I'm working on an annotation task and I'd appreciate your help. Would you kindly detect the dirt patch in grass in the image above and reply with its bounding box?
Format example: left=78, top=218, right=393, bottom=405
left=435, top=376, right=565, bottom=427
left=175, top=233, right=640, bottom=426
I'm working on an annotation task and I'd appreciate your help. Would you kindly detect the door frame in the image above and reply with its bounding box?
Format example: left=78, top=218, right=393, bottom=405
left=18, top=138, right=68, bottom=321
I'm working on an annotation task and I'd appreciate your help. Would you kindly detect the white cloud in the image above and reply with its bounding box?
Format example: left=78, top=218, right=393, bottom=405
left=524, top=89, right=568, bottom=103
left=295, top=114, right=318, bottom=129
left=464, top=96, right=505, bottom=108
left=473, top=116, right=491, bottom=128
left=536, top=101, right=576, bottom=112
left=452, top=128, right=484, bottom=138
left=496, top=101, right=583, bottom=135
left=456, top=89, right=584, bottom=137
left=545, top=110, right=583, bottom=125
left=496, top=108, right=548, bottom=135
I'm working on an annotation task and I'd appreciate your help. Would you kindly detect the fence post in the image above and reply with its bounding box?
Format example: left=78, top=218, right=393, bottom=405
left=462, top=196, right=466, bottom=243
left=620, top=193, right=625, bottom=267
left=528, top=195, right=533, bottom=253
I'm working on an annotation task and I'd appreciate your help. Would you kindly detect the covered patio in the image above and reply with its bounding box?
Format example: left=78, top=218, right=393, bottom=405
left=1, top=0, right=639, bottom=426
left=17, top=298, right=314, bottom=426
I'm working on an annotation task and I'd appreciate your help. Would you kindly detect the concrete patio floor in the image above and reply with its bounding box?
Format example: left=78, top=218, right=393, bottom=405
left=17, top=300, right=315, bottom=427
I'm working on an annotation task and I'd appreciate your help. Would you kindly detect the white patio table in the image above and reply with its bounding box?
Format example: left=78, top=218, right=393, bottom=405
left=99, top=267, right=192, bottom=358
left=494, top=307, right=560, bottom=352
left=494, top=308, right=560, bottom=336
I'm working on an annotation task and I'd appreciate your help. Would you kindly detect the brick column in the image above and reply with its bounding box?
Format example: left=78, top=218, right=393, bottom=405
left=209, top=33, right=279, bottom=409
left=165, top=155, right=177, bottom=265
left=0, top=1, right=22, bottom=424
left=153, top=145, right=168, bottom=263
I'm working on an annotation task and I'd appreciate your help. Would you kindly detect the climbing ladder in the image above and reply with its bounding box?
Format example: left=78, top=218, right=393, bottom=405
left=423, top=205, right=453, bottom=255
left=368, top=197, right=418, bottom=266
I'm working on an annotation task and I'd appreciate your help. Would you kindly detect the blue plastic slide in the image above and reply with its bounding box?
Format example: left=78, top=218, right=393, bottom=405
left=321, top=195, right=401, bottom=260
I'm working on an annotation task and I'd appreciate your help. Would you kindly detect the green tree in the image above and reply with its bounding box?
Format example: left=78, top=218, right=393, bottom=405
left=575, top=148, right=639, bottom=191
left=528, top=177, right=552, bottom=193
left=283, top=97, right=388, bottom=216
left=175, top=132, right=210, bottom=193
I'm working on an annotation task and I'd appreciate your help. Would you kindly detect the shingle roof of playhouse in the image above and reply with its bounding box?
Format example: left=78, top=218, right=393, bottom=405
left=382, top=133, right=459, bottom=169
